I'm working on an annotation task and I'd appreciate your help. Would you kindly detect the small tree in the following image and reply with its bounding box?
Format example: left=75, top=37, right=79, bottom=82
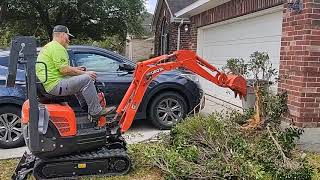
left=223, top=51, right=277, bottom=86
left=248, top=51, right=277, bottom=88
left=223, top=51, right=281, bottom=129
left=222, top=58, right=248, bottom=76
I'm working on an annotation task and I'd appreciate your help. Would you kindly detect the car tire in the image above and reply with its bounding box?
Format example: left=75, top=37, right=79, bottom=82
left=0, top=105, right=25, bottom=149
left=148, top=92, right=187, bottom=130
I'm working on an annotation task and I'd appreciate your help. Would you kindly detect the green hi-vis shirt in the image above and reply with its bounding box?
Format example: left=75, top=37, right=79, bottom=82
left=36, top=41, right=69, bottom=93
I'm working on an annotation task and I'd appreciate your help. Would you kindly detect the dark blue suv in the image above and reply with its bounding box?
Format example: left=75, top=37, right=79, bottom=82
left=0, top=46, right=204, bottom=148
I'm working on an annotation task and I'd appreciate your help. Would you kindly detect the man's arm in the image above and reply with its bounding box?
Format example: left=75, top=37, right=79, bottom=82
left=60, top=65, right=85, bottom=76
left=51, top=47, right=96, bottom=79
left=60, top=66, right=97, bottom=79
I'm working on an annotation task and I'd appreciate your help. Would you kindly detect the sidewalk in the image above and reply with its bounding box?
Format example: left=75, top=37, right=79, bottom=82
left=291, top=126, right=320, bottom=153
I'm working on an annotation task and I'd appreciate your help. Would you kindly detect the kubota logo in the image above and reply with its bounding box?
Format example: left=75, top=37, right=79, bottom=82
left=146, top=68, right=164, bottom=77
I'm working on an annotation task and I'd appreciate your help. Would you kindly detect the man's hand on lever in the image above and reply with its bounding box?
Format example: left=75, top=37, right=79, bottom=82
left=77, top=66, right=87, bottom=71
left=86, top=71, right=97, bottom=80
left=75, top=66, right=96, bottom=80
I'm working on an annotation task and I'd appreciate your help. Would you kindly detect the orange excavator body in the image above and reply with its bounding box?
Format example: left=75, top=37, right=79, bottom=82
left=22, top=91, right=108, bottom=137
left=22, top=100, right=77, bottom=137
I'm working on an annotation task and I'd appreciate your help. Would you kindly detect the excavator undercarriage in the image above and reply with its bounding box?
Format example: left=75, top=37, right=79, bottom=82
left=13, top=117, right=130, bottom=180
left=14, top=147, right=130, bottom=180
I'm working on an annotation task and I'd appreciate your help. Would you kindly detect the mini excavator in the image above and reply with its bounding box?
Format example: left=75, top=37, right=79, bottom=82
left=9, top=36, right=247, bottom=180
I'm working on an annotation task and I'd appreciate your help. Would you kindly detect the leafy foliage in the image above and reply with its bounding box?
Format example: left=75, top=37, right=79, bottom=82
left=0, top=0, right=145, bottom=47
left=260, top=89, right=288, bottom=124
left=127, top=73, right=313, bottom=179
left=131, top=113, right=313, bottom=180
left=71, top=35, right=125, bottom=54
left=223, top=51, right=278, bottom=84
left=248, top=51, right=277, bottom=82
left=222, top=58, right=248, bottom=76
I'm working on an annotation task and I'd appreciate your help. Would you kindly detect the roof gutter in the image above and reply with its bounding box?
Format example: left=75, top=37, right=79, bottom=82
left=175, top=0, right=231, bottom=18
left=171, top=17, right=190, bottom=23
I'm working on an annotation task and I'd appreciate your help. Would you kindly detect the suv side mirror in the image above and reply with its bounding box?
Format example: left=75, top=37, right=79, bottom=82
left=119, top=63, right=135, bottom=71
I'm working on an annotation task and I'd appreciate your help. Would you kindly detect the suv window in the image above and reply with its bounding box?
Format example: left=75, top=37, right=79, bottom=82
left=0, top=56, right=8, bottom=67
left=0, top=55, right=24, bottom=70
left=74, top=53, right=121, bottom=72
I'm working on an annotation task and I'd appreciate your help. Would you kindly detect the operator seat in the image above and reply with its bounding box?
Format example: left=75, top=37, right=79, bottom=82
left=36, top=77, right=70, bottom=104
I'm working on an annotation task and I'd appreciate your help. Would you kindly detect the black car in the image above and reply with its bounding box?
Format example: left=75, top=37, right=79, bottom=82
left=0, top=46, right=204, bottom=149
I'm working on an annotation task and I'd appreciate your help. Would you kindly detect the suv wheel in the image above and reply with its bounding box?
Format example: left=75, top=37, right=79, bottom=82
left=149, top=92, right=187, bottom=130
left=0, top=105, right=25, bottom=149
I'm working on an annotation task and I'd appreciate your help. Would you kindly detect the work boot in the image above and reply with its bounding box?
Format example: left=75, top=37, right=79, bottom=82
left=90, top=107, right=116, bottom=126
left=97, top=106, right=117, bottom=116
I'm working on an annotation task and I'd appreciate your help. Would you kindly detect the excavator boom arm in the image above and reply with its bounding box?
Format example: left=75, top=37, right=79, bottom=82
left=115, top=50, right=247, bottom=132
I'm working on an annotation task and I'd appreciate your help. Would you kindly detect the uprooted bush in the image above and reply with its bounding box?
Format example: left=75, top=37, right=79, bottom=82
left=130, top=113, right=313, bottom=179
left=129, top=88, right=313, bottom=179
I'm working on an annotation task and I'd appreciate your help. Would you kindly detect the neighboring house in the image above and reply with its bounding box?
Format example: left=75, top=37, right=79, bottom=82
left=126, top=12, right=154, bottom=61
left=152, top=0, right=320, bottom=128
left=126, top=37, right=154, bottom=61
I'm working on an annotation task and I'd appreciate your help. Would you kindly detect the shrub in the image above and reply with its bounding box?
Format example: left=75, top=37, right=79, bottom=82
left=131, top=113, right=313, bottom=179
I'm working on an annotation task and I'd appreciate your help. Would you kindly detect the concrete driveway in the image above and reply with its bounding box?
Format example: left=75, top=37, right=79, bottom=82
left=0, top=119, right=169, bottom=160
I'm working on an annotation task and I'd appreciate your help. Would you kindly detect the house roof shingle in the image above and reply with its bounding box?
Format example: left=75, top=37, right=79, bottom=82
left=166, top=0, right=198, bottom=14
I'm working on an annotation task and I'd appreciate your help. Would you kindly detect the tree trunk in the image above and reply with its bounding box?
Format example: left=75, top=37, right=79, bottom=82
left=0, top=1, right=8, bottom=25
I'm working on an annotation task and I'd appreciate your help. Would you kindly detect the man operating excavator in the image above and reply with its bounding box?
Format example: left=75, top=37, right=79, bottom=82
left=10, top=36, right=247, bottom=180
left=36, top=25, right=115, bottom=118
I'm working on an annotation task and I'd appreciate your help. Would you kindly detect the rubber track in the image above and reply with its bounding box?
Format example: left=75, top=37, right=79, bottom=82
left=33, top=147, right=131, bottom=180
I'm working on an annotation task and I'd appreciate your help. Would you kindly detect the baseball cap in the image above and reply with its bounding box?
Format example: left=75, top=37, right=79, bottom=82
left=53, top=25, right=74, bottom=37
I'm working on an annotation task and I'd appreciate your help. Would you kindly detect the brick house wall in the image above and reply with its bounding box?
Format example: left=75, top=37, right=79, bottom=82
left=168, top=23, right=192, bottom=53
left=187, top=0, right=284, bottom=52
left=154, top=2, right=171, bottom=56
left=189, top=21, right=197, bottom=51
left=154, top=2, right=193, bottom=55
left=279, top=0, right=320, bottom=127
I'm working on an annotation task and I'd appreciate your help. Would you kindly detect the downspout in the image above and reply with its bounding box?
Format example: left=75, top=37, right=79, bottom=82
left=177, top=19, right=184, bottom=50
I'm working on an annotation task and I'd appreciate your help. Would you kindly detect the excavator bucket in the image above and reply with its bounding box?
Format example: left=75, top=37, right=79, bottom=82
left=224, top=74, right=247, bottom=99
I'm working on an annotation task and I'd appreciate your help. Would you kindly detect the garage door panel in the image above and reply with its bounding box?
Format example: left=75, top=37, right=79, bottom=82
left=202, top=42, right=281, bottom=68
left=198, top=9, right=283, bottom=109
left=200, top=77, right=242, bottom=106
left=203, top=12, right=283, bottom=44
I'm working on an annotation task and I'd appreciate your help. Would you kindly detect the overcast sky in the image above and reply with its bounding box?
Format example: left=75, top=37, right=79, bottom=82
left=145, top=0, right=157, bottom=14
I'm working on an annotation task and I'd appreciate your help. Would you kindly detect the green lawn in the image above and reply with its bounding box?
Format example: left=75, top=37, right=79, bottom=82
left=308, top=152, right=320, bottom=180
left=1, top=151, right=320, bottom=180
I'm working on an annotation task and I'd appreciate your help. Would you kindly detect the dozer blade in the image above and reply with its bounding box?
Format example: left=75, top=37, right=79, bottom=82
left=224, top=74, right=247, bottom=99
left=12, top=151, right=36, bottom=180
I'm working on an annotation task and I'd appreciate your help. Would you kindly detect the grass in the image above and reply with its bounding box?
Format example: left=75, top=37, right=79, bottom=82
left=0, top=148, right=319, bottom=180
left=308, top=152, right=320, bottom=180
left=0, top=159, right=18, bottom=180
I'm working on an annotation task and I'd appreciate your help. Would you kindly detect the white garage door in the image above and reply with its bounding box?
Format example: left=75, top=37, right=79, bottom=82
left=197, top=6, right=283, bottom=110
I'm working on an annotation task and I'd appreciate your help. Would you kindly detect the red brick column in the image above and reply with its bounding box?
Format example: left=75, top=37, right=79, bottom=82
left=169, top=22, right=193, bottom=53
left=189, top=20, right=197, bottom=51
left=279, top=0, right=320, bottom=127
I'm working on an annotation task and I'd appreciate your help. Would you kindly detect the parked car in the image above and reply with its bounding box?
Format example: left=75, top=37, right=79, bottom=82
left=0, top=45, right=204, bottom=149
